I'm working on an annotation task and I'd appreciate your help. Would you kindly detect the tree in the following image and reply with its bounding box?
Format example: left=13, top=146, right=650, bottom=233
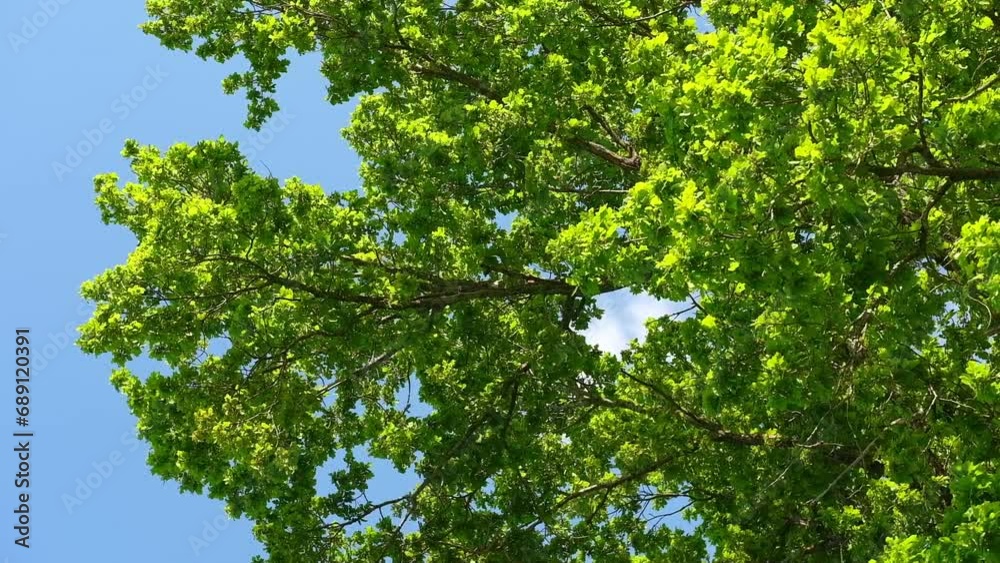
left=79, top=0, right=1000, bottom=560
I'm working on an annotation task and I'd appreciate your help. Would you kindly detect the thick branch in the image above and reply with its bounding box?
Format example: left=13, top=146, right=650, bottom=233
left=570, top=137, right=642, bottom=171
left=945, top=73, right=1000, bottom=104
left=866, top=164, right=1000, bottom=181
left=411, top=63, right=503, bottom=102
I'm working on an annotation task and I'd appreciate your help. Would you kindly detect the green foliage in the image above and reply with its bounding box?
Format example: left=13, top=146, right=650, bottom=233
left=80, top=0, right=1000, bottom=560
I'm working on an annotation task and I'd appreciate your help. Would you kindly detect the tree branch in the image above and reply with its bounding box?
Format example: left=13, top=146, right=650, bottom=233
left=866, top=164, right=1000, bottom=181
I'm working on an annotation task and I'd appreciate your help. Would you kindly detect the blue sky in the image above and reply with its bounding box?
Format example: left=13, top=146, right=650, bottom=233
left=0, top=2, right=691, bottom=562
left=1, top=1, right=360, bottom=561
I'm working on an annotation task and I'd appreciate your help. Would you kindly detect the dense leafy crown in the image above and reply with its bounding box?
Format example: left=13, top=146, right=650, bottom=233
left=80, top=0, right=1000, bottom=560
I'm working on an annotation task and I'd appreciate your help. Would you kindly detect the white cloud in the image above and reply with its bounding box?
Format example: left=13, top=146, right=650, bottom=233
left=581, top=290, right=689, bottom=355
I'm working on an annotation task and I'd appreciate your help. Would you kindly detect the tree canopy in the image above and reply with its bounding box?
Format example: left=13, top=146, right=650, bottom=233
left=79, top=0, right=1000, bottom=561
